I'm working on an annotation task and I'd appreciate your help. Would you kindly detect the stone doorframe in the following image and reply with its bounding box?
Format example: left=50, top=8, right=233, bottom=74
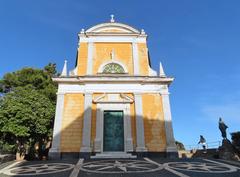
left=94, top=103, right=133, bottom=153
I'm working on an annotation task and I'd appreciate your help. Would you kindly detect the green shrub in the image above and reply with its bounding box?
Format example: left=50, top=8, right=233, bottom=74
left=0, top=141, right=15, bottom=154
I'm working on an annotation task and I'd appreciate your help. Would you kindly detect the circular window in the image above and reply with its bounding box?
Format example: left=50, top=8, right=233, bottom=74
left=102, top=63, right=125, bottom=74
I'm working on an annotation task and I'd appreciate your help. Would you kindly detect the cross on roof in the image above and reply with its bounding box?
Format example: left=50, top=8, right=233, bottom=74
left=110, top=14, right=115, bottom=23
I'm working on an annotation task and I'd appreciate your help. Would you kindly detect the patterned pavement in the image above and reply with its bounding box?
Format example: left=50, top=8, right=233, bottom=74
left=0, top=158, right=239, bottom=177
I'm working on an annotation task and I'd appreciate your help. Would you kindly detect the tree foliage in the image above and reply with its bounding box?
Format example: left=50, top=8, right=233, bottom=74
left=175, top=141, right=185, bottom=150
left=0, top=63, right=57, bottom=101
left=0, top=87, right=55, bottom=139
left=0, top=63, right=57, bottom=156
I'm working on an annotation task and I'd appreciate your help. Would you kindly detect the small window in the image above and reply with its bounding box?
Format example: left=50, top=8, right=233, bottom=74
left=102, top=63, right=125, bottom=74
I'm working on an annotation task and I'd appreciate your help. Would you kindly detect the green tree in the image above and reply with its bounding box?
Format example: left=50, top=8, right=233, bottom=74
left=0, top=63, right=57, bottom=101
left=0, top=63, right=57, bottom=159
left=0, top=87, right=55, bottom=158
left=175, top=141, right=185, bottom=150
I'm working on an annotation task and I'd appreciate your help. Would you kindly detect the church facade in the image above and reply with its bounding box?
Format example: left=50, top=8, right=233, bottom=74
left=49, top=16, right=177, bottom=159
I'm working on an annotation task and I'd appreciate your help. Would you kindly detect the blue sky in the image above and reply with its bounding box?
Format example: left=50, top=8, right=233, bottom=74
left=1, top=0, right=240, bottom=148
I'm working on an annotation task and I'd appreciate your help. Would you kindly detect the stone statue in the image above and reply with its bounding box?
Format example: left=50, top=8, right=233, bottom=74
left=219, top=117, right=228, bottom=139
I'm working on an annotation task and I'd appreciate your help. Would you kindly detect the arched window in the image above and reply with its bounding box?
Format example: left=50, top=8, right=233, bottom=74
left=102, top=63, right=125, bottom=74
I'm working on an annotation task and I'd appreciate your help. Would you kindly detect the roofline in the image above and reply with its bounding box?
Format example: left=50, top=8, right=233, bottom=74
left=84, top=22, right=141, bottom=34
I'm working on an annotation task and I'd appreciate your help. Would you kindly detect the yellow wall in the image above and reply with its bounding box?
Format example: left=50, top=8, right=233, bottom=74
left=91, top=102, right=97, bottom=149
left=60, top=93, right=167, bottom=152
left=93, top=43, right=133, bottom=75
left=76, top=42, right=151, bottom=76
left=142, top=94, right=166, bottom=151
left=60, top=94, right=84, bottom=152
left=77, top=43, right=88, bottom=75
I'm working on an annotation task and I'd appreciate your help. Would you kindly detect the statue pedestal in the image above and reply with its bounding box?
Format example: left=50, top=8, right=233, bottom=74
left=218, top=139, right=240, bottom=161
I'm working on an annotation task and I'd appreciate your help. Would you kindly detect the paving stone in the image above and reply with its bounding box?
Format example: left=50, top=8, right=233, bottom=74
left=0, top=158, right=240, bottom=177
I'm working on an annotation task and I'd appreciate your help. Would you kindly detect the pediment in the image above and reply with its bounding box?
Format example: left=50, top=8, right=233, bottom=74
left=85, top=23, right=140, bottom=34
left=93, top=93, right=134, bottom=103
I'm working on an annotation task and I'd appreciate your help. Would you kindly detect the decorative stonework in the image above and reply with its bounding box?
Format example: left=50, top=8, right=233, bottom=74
left=3, top=163, right=74, bottom=176
left=80, top=160, right=162, bottom=173
left=102, top=63, right=125, bottom=74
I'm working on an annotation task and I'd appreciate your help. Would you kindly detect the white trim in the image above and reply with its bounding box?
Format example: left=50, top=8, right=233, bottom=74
left=86, top=42, right=93, bottom=75
left=80, top=93, right=93, bottom=152
left=93, top=93, right=134, bottom=103
left=161, top=90, right=177, bottom=153
left=98, top=60, right=128, bottom=73
left=95, top=103, right=133, bottom=153
left=58, top=83, right=166, bottom=94
left=132, top=42, right=140, bottom=75
left=93, top=93, right=106, bottom=103
left=134, top=93, right=147, bottom=152
left=49, top=93, right=65, bottom=153
left=85, top=22, right=140, bottom=34
left=92, top=27, right=132, bottom=33
left=149, top=66, right=157, bottom=76
left=79, top=36, right=146, bottom=43
left=52, top=76, right=174, bottom=84
left=69, top=67, right=77, bottom=76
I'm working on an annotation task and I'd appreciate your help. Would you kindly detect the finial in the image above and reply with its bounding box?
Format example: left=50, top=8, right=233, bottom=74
left=61, top=60, right=68, bottom=77
left=141, top=29, right=145, bottom=35
left=80, top=28, right=85, bottom=34
left=159, top=62, right=166, bottom=77
left=110, top=14, right=115, bottom=23
left=110, top=50, right=115, bottom=60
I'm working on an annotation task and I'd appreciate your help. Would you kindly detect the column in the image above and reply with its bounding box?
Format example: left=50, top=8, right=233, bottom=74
left=125, top=104, right=133, bottom=152
left=49, top=93, right=65, bottom=159
left=132, top=42, right=140, bottom=75
left=134, top=93, right=147, bottom=151
left=94, top=107, right=101, bottom=152
left=161, top=88, right=178, bottom=155
left=86, top=42, right=93, bottom=75
left=80, top=93, right=92, bottom=152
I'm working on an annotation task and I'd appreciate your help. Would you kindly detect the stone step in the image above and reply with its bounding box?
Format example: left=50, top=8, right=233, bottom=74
left=91, top=153, right=137, bottom=159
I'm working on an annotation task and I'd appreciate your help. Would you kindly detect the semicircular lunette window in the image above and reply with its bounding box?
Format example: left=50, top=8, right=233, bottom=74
left=102, top=63, right=125, bottom=74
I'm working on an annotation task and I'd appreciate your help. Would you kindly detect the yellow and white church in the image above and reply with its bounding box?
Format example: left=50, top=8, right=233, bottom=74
left=49, top=16, right=178, bottom=159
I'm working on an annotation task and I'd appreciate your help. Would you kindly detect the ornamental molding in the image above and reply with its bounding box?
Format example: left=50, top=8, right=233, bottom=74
left=79, top=36, right=147, bottom=43
left=98, top=60, right=128, bottom=74
left=93, top=93, right=134, bottom=103
left=52, top=76, right=174, bottom=85
left=85, top=22, right=141, bottom=34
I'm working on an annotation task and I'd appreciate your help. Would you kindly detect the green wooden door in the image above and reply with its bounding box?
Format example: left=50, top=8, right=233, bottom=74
left=103, top=111, right=124, bottom=152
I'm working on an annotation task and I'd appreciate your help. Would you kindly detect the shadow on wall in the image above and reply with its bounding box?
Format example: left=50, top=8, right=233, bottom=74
left=49, top=104, right=174, bottom=159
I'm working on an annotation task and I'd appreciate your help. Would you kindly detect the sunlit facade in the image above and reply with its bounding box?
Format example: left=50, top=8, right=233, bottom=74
left=49, top=16, right=177, bottom=159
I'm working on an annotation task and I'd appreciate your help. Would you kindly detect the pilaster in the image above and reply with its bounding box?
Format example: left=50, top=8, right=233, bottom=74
left=132, top=42, right=140, bottom=75
left=161, top=88, right=178, bottom=157
left=134, top=93, right=147, bottom=152
left=80, top=93, right=93, bottom=152
left=49, top=93, right=65, bottom=159
left=125, top=104, right=133, bottom=152
left=86, top=42, right=93, bottom=75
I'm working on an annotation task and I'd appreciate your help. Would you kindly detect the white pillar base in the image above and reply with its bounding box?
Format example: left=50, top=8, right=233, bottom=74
left=80, top=147, right=92, bottom=152
left=136, top=147, right=147, bottom=152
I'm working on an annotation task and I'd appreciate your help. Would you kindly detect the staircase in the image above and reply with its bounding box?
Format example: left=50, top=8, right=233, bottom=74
left=91, top=152, right=137, bottom=159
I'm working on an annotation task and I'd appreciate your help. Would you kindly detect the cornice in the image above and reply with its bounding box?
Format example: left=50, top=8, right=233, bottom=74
left=52, top=76, right=174, bottom=85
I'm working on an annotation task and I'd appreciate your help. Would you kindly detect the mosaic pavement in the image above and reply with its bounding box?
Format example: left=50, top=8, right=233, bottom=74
left=0, top=158, right=239, bottom=177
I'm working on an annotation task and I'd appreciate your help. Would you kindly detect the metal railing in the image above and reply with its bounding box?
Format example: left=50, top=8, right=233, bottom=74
left=185, top=141, right=221, bottom=151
